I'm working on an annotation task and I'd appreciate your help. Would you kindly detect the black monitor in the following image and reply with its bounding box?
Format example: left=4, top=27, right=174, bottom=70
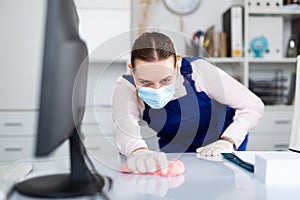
left=14, top=0, right=111, bottom=198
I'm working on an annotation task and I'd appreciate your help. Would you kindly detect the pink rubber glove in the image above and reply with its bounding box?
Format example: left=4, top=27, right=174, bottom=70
left=121, top=159, right=185, bottom=177
left=126, top=150, right=169, bottom=175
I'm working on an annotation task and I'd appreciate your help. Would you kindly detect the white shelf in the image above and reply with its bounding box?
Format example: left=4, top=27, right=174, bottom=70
left=209, top=57, right=245, bottom=64
left=248, top=57, right=297, bottom=64
left=249, top=9, right=300, bottom=19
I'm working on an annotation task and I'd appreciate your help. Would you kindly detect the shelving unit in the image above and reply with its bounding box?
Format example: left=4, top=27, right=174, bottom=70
left=207, top=1, right=299, bottom=150
left=243, top=1, right=299, bottom=150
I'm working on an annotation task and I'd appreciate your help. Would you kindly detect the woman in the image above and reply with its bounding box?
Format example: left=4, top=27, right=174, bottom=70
left=112, top=32, right=264, bottom=174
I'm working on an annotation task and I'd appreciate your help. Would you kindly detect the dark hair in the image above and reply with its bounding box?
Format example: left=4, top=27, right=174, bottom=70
left=131, top=32, right=176, bottom=68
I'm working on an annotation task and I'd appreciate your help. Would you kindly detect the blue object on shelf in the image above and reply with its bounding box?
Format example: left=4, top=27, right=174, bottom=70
left=250, top=36, right=269, bottom=58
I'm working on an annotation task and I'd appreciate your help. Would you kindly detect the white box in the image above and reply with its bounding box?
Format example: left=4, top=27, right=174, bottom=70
left=249, top=16, right=283, bottom=58
left=255, top=152, right=300, bottom=185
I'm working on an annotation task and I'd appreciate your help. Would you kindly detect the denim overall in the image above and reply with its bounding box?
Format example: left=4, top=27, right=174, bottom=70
left=123, top=57, right=248, bottom=152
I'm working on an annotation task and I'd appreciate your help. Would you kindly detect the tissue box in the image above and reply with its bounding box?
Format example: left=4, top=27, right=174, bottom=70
left=255, top=152, right=300, bottom=185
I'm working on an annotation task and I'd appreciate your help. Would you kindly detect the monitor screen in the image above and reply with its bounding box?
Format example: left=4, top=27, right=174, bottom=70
left=35, top=0, right=86, bottom=156
left=289, top=55, right=300, bottom=153
left=14, top=0, right=112, bottom=197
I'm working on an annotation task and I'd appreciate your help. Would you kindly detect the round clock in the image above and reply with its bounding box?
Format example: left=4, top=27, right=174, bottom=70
left=164, top=0, right=201, bottom=15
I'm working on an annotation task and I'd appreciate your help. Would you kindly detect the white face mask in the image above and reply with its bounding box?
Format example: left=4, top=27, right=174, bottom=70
left=137, top=81, right=176, bottom=109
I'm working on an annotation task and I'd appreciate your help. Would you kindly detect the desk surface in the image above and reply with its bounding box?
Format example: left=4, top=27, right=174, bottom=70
left=9, top=152, right=300, bottom=200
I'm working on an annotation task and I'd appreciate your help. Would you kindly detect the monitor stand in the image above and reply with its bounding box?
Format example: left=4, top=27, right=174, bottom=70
left=15, top=130, right=111, bottom=198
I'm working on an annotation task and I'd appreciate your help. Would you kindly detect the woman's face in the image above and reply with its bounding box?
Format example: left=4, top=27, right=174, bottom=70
left=131, top=57, right=177, bottom=89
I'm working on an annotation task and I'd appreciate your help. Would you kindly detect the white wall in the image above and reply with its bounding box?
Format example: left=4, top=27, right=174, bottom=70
left=75, top=0, right=131, bottom=106
left=130, top=0, right=243, bottom=55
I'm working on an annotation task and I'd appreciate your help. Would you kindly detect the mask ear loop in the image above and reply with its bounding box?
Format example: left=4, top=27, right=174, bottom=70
left=131, top=69, right=140, bottom=89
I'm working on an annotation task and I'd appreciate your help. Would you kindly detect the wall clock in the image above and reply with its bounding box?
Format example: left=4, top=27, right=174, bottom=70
left=163, top=0, right=201, bottom=15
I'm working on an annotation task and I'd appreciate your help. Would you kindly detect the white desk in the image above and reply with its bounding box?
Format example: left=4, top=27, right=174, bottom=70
left=8, top=152, right=300, bottom=200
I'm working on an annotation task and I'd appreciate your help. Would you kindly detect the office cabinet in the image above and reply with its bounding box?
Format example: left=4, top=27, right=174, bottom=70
left=81, top=106, right=114, bottom=136
left=0, top=109, right=37, bottom=162
left=0, top=112, right=36, bottom=161
left=0, top=111, right=68, bottom=161
left=80, top=106, right=120, bottom=165
left=247, top=106, right=294, bottom=151
left=0, top=112, right=37, bottom=136
left=80, top=106, right=159, bottom=157
left=0, top=137, right=35, bottom=162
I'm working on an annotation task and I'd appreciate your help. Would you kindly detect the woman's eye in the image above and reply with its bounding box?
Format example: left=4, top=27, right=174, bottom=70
left=161, top=78, right=171, bottom=84
left=141, top=81, right=151, bottom=85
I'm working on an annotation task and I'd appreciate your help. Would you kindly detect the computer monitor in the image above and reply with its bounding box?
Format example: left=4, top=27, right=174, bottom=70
left=289, top=55, right=300, bottom=153
left=14, top=0, right=111, bottom=198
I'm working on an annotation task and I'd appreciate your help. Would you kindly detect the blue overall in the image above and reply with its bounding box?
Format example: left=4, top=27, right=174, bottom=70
left=123, top=57, right=248, bottom=152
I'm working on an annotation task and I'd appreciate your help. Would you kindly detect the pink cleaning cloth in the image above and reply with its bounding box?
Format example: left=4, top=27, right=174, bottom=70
left=120, top=160, right=185, bottom=177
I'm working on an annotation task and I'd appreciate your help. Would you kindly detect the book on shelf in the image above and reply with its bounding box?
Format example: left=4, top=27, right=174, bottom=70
left=203, top=26, right=216, bottom=57
left=218, top=32, right=227, bottom=57
left=222, top=5, right=244, bottom=57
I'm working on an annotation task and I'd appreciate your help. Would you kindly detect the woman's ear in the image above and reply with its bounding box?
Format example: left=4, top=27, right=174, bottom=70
left=128, top=63, right=134, bottom=74
left=175, top=56, right=181, bottom=71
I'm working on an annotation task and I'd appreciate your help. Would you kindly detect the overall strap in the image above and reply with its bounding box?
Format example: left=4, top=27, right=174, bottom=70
left=122, top=74, right=135, bottom=86
left=180, top=57, right=228, bottom=146
left=180, top=57, right=202, bottom=91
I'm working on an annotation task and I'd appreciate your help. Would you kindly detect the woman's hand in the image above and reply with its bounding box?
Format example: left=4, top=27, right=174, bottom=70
left=196, top=139, right=234, bottom=156
left=127, top=149, right=169, bottom=174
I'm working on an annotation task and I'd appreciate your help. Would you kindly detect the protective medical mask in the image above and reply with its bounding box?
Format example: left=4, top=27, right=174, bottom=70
left=137, top=82, right=176, bottom=109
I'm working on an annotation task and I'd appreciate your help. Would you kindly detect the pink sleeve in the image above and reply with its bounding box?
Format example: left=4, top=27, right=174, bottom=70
left=192, top=59, right=265, bottom=148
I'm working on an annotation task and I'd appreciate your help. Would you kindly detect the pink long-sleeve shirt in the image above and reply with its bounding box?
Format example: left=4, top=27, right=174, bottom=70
left=112, top=58, right=264, bottom=156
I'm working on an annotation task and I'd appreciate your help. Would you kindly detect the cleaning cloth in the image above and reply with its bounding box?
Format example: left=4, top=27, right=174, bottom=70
left=120, top=160, right=185, bottom=177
